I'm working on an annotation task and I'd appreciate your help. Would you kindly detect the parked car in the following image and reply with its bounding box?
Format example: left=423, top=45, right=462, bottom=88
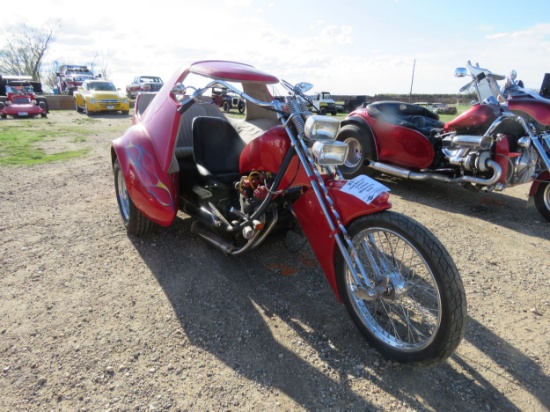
left=415, top=101, right=457, bottom=115
left=0, top=75, right=48, bottom=112
left=126, top=75, right=164, bottom=99
left=56, top=65, right=98, bottom=95
left=211, top=86, right=245, bottom=113
left=431, top=102, right=457, bottom=115
left=74, top=80, right=130, bottom=115
left=0, top=85, right=47, bottom=118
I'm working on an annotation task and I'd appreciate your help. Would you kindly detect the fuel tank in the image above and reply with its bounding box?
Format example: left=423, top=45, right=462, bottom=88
left=239, top=125, right=290, bottom=173
left=445, top=103, right=501, bottom=133
left=508, top=97, right=550, bottom=126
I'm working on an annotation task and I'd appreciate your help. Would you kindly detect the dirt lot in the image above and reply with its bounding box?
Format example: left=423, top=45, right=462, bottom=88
left=1, top=111, right=549, bottom=411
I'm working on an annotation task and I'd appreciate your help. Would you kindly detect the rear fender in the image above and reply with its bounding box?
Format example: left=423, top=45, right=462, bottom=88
left=529, top=170, right=550, bottom=197
left=291, top=180, right=391, bottom=301
left=111, top=125, right=178, bottom=227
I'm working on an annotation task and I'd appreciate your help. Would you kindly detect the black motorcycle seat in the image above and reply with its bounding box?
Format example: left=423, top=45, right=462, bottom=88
left=366, top=101, right=444, bottom=140
left=192, top=116, right=246, bottom=187
left=175, top=97, right=227, bottom=152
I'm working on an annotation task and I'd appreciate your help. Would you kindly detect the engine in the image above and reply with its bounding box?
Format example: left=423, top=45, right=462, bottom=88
left=442, top=132, right=537, bottom=185
left=442, top=133, right=493, bottom=173
left=237, top=171, right=274, bottom=216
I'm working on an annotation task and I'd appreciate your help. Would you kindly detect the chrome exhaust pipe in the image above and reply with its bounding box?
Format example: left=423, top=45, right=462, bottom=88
left=191, top=205, right=279, bottom=256
left=368, top=159, right=502, bottom=186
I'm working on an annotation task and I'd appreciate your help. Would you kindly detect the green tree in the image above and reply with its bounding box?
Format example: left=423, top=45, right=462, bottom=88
left=0, top=20, right=60, bottom=82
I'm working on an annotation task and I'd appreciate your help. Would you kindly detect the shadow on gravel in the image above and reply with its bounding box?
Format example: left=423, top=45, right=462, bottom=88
left=376, top=175, right=550, bottom=241
left=128, top=214, right=547, bottom=411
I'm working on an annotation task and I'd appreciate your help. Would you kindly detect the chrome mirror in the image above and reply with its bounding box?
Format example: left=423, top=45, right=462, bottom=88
left=454, top=68, right=468, bottom=78
left=295, top=82, right=313, bottom=94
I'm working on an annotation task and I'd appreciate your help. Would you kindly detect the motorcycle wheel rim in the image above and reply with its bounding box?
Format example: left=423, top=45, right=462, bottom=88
left=116, top=169, right=130, bottom=222
left=346, top=227, right=442, bottom=351
left=543, top=183, right=550, bottom=210
left=343, top=137, right=363, bottom=168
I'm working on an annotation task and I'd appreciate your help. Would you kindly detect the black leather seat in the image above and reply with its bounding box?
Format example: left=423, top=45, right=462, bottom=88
left=192, top=116, right=245, bottom=188
left=366, top=101, right=444, bottom=141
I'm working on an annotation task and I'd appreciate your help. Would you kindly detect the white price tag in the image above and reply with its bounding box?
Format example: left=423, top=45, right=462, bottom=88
left=341, top=175, right=390, bottom=204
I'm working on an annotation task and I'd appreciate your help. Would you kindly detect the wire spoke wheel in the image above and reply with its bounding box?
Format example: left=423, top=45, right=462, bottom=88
left=349, top=228, right=441, bottom=351
left=336, top=211, right=466, bottom=366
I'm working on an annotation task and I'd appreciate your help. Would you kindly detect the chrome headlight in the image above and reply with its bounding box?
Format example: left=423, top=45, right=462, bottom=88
left=304, top=115, right=340, bottom=141
left=311, top=140, right=349, bottom=166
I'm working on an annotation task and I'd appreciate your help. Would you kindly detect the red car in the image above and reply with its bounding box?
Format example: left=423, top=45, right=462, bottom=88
left=125, top=75, right=164, bottom=99
left=0, top=86, right=47, bottom=119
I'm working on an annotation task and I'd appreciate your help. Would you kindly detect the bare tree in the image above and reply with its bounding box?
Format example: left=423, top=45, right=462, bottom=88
left=91, top=50, right=112, bottom=80
left=0, top=20, right=60, bottom=82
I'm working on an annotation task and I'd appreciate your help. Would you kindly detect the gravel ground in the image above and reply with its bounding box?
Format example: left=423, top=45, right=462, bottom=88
left=1, top=111, right=549, bottom=411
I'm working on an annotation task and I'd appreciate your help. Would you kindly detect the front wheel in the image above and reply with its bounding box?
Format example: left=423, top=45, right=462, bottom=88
left=113, top=159, right=156, bottom=236
left=75, top=99, right=83, bottom=113
left=534, top=180, right=550, bottom=222
left=335, top=211, right=467, bottom=366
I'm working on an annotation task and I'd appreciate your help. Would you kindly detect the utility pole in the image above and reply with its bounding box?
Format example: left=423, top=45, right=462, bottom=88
left=409, top=59, right=416, bottom=103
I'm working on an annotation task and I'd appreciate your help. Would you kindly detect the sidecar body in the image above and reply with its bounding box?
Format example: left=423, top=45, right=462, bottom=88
left=111, top=60, right=279, bottom=227
left=342, top=101, right=444, bottom=170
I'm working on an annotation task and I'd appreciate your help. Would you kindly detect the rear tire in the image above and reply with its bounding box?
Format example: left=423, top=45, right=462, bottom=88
left=337, top=123, right=376, bottom=178
left=223, top=101, right=230, bottom=112
left=113, top=158, right=156, bottom=236
left=335, top=211, right=467, bottom=366
left=534, top=180, right=550, bottom=222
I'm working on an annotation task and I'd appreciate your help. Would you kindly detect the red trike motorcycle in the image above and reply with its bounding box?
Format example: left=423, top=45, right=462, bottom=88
left=111, top=60, right=466, bottom=366
left=337, top=61, right=550, bottom=222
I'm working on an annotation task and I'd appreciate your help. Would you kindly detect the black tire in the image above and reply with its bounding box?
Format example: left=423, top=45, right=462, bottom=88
left=238, top=101, right=245, bottom=114
left=113, top=158, right=156, bottom=236
left=534, top=180, right=550, bottom=222
left=75, top=99, right=83, bottom=113
left=335, top=211, right=467, bottom=366
left=320, top=107, right=327, bottom=115
left=336, top=123, right=376, bottom=178
left=223, top=101, right=231, bottom=112
left=84, top=102, right=92, bottom=116
left=121, top=110, right=129, bottom=115
left=36, top=97, right=49, bottom=113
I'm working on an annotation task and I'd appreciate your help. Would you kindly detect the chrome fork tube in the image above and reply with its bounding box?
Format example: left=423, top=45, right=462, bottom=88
left=275, top=100, right=373, bottom=288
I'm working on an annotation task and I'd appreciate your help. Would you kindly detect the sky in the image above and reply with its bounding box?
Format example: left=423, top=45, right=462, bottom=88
left=2, top=0, right=550, bottom=95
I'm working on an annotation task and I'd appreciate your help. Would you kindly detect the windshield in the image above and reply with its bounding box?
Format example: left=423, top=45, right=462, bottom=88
left=141, top=77, right=162, bottom=83
left=89, top=82, right=116, bottom=91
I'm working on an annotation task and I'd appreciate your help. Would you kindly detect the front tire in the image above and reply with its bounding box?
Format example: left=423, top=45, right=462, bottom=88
left=113, top=159, right=156, bottom=236
left=335, top=211, right=467, bottom=366
left=337, top=123, right=376, bottom=178
left=534, top=180, right=550, bottom=222
left=223, top=101, right=231, bottom=112
left=75, top=99, right=83, bottom=113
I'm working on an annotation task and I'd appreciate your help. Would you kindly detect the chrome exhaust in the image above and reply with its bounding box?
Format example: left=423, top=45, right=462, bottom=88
left=368, top=159, right=502, bottom=186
